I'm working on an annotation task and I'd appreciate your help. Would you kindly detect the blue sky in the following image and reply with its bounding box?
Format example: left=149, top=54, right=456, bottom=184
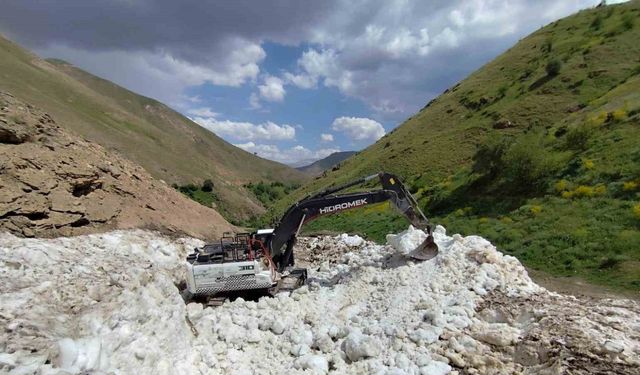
left=0, top=0, right=623, bottom=165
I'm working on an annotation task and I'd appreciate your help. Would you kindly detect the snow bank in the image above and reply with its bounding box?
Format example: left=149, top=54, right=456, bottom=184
left=386, top=225, right=426, bottom=255
left=1, top=227, right=639, bottom=374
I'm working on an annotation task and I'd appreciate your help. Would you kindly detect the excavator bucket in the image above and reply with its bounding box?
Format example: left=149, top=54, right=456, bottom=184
left=408, top=228, right=439, bottom=261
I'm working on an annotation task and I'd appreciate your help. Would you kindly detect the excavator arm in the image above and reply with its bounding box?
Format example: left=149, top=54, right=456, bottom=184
left=268, top=172, right=438, bottom=271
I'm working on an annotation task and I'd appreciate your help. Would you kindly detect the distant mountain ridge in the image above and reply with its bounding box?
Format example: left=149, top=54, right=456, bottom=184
left=296, top=151, right=357, bottom=175
left=0, top=34, right=307, bottom=221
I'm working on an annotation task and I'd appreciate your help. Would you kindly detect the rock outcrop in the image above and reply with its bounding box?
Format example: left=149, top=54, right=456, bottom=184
left=0, top=91, right=234, bottom=238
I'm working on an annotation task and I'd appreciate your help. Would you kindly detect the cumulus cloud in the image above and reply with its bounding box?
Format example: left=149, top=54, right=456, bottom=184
left=187, top=107, right=219, bottom=117
left=284, top=0, right=597, bottom=119
left=283, top=72, right=318, bottom=89
left=0, top=0, right=601, bottom=118
left=249, top=93, right=262, bottom=110
left=331, top=117, right=385, bottom=142
left=320, top=133, right=334, bottom=142
left=258, top=75, right=286, bottom=102
left=192, top=116, right=295, bottom=142
left=234, top=142, right=340, bottom=165
left=34, top=42, right=264, bottom=107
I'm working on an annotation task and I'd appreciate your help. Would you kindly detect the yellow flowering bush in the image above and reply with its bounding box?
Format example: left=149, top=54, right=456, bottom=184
left=623, top=181, right=638, bottom=191
left=582, top=159, right=594, bottom=170
left=611, top=109, right=626, bottom=122
left=574, top=185, right=595, bottom=197
left=588, top=111, right=608, bottom=126
left=530, top=205, right=543, bottom=215
left=594, top=184, right=607, bottom=195
left=500, top=216, right=513, bottom=224
left=634, top=203, right=640, bottom=219
left=555, top=179, right=569, bottom=192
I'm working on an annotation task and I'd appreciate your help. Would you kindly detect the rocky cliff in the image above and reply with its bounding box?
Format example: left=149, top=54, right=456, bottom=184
left=0, top=91, right=234, bottom=239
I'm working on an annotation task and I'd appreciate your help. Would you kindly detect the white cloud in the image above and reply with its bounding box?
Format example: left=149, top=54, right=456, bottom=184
left=187, top=107, right=219, bottom=117
left=22, top=0, right=599, bottom=121
left=192, top=116, right=295, bottom=141
left=320, top=133, right=334, bottom=142
left=283, top=72, right=317, bottom=89
left=331, top=117, right=385, bottom=142
left=234, top=142, right=340, bottom=165
left=283, top=0, right=596, bottom=120
left=258, top=75, right=286, bottom=102
left=36, top=40, right=265, bottom=108
left=249, top=93, right=262, bottom=110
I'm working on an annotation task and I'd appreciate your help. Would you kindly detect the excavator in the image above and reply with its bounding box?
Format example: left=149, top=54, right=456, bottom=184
left=183, top=172, right=438, bottom=303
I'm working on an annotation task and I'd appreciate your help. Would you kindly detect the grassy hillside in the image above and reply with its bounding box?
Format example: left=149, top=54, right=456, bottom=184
left=0, top=35, right=307, bottom=221
left=276, top=1, right=640, bottom=291
left=296, top=151, right=357, bottom=175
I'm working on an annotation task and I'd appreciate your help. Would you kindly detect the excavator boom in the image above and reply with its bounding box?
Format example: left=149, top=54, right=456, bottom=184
left=267, top=172, right=438, bottom=271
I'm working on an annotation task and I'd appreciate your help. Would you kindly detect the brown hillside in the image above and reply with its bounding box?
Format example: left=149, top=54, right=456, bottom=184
left=0, top=91, right=234, bottom=239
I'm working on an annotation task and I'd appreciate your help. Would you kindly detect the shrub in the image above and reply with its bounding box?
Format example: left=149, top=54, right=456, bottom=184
left=634, top=203, right=640, bottom=219
left=582, top=158, right=595, bottom=170
left=591, top=15, right=603, bottom=30
left=562, top=190, right=574, bottom=199
left=564, top=124, right=594, bottom=150
left=471, top=136, right=511, bottom=177
left=599, top=256, right=623, bottom=269
left=594, top=184, right=607, bottom=195
left=500, top=216, right=514, bottom=224
left=589, top=111, right=609, bottom=126
left=555, top=179, right=570, bottom=192
left=202, top=179, right=214, bottom=192
left=623, top=181, right=638, bottom=191
left=497, top=85, right=508, bottom=98
left=621, top=13, right=634, bottom=31
left=181, top=183, right=198, bottom=192
left=503, top=133, right=562, bottom=192
left=541, top=38, right=553, bottom=53
left=611, top=109, right=627, bottom=122
left=530, top=205, right=543, bottom=215
left=574, top=185, right=595, bottom=197
left=546, top=59, right=562, bottom=76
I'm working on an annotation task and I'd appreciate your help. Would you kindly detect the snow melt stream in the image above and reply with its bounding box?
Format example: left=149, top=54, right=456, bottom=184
left=1, top=226, right=638, bottom=374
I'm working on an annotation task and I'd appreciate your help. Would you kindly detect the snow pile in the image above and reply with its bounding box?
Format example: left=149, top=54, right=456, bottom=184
left=1, top=226, right=639, bottom=374
left=386, top=225, right=427, bottom=255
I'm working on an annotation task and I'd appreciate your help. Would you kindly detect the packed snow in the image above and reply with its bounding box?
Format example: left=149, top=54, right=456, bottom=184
left=1, top=226, right=639, bottom=374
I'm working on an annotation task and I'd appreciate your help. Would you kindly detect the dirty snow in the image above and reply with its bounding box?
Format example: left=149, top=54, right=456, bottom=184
left=1, top=226, right=639, bottom=374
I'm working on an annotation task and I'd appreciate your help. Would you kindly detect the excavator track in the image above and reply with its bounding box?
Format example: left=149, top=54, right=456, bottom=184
left=181, top=268, right=308, bottom=308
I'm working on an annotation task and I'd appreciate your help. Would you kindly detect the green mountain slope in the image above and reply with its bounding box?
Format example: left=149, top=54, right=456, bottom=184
left=296, top=151, right=357, bottom=175
left=0, top=35, right=307, bottom=221
left=274, top=1, right=640, bottom=291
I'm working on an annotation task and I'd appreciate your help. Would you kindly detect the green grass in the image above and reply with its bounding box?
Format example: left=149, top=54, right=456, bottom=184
left=269, top=1, right=640, bottom=292
left=244, top=181, right=301, bottom=206
left=302, top=202, right=407, bottom=242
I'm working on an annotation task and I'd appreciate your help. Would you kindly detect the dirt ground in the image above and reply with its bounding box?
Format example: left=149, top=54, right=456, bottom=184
left=527, top=268, right=639, bottom=301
